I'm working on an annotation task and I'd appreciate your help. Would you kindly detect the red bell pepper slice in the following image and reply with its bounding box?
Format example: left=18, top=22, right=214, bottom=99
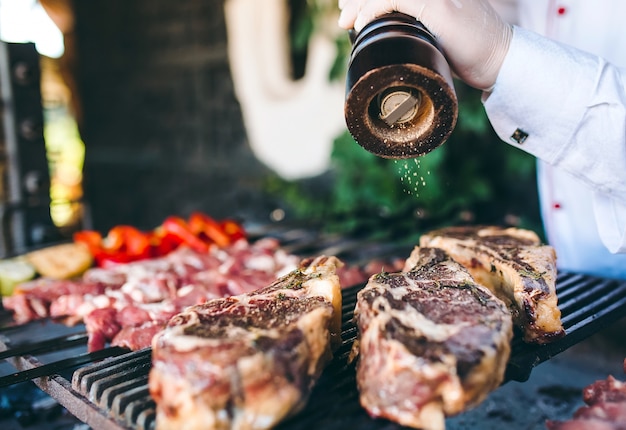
left=102, top=226, right=128, bottom=252
left=110, top=226, right=151, bottom=257
left=220, top=219, right=246, bottom=242
left=161, top=216, right=210, bottom=253
left=74, top=213, right=241, bottom=266
left=188, top=212, right=231, bottom=248
left=95, top=251, right=135, bottom=267
left=94, top=225, right=152, bottom=266
left=148, top=227, right=183, bottom=257
left=73, top=230, right=103, bottom=255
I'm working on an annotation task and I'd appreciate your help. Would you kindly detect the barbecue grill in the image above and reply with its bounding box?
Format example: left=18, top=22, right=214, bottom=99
left=0, top=225, right=625, bottom=430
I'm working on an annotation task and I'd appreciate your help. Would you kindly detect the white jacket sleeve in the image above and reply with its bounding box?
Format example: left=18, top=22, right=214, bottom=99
left=483, top=26, right=626, bottom=252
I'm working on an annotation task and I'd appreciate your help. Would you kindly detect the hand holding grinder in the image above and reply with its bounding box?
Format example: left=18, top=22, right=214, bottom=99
left=340, top=0, right=513, bottom=159
left=344, top=12, right=458, bottom=159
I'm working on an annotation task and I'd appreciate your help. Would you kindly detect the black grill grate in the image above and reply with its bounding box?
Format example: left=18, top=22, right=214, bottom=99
left=71, top=349, right=154, bottom=430
left=60, top=272, right=626, bottom=429
left=506, top=272, right=626, bottom=381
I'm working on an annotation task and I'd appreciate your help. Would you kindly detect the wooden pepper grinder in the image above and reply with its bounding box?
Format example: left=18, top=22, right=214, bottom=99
left=344, top=13, right=458, bottom=159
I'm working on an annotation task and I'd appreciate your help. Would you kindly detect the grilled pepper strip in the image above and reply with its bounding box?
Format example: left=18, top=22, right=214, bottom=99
left=97, top=225, right=152, bottom=265
left=161, top=216, right=210, bottom=253
left=188, top=212, right=232, bottom=247
left=73, top=230, right=103, bottom=254
left=149, top=227, right=183, bottom=257
left=221, top=219, right=246, bottom=242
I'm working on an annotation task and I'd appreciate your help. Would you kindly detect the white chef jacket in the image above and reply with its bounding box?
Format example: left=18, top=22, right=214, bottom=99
left=484, top=0, right=626, bottom=279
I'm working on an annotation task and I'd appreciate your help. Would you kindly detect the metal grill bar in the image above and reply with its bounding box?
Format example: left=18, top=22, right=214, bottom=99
left=0, top=346, right=128, bottom=388
left=0, top=331, right=88, bottom=360
left=71, top=348, right=155, bottom=430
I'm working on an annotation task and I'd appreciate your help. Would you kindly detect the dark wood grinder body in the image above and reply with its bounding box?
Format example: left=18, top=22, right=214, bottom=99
left=345, top=13, right=458, bottom=159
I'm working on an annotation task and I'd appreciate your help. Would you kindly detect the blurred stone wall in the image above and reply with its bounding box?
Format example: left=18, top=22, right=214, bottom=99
left=73, top=0, right=274, bottom=231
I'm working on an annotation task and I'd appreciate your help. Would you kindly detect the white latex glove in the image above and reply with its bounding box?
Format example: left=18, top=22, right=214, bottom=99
left=338, top=0, right=513, bottom=90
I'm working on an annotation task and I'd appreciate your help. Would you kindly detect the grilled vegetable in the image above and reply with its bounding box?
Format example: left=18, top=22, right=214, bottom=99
left=73, top=212, right=247, bottom=267
left=25, top=243, right=93, bottom=280
left=0, top=258, right=36, bottom=295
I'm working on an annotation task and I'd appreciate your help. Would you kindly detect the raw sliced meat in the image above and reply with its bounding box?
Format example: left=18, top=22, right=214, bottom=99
left=3, top=239, right=302, bottom=351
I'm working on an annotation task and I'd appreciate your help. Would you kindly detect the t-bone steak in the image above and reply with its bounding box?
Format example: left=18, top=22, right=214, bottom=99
left=354, top=247, right=513, bottom=430
left=149, top=255, right=343, bottom=430
left=418, top=225, right=564, bottom=344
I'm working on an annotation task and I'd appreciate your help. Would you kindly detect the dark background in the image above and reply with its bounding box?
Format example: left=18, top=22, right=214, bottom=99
left=72, top=0, right=274, bottom=231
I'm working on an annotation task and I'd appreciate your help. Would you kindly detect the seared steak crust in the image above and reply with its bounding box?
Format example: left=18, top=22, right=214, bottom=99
left=418, top=225, right=564, bottom=344
left=149, top=256, right=343, bottom=430
left=354, top=247, right=513, bottom=430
